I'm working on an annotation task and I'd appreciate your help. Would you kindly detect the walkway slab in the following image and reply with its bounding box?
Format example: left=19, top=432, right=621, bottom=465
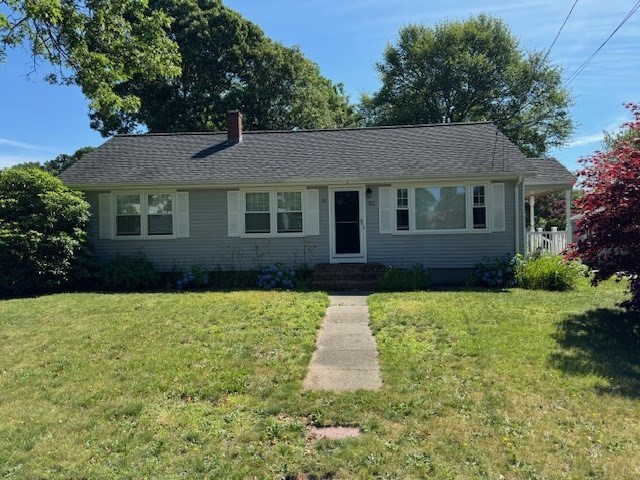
left=304, top=368, right=381, bottom=391
left=303, top=294, right=382, bottom=391
left=329, top=294, right=369, bottom=306
left=312, top=348, right=380, bottom=368
left=317, top=332, right=377, bottom=350
left=324, top=306, right=369, bottom=323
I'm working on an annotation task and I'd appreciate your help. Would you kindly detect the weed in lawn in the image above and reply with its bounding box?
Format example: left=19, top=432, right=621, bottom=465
left=1, top=281, right=639, bottom=478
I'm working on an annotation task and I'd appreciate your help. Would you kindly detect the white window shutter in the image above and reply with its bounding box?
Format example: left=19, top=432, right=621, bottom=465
left=379, top=187, right=392, bottom=234
left=176, top=192, right=189, bottom=238
left=98, top=193, right=112, bottom=239
left=227, top=191, right=241, bottom=237
left=305, top=189, right=320, bottom=236
left=492, top=183, right=505, bottom=232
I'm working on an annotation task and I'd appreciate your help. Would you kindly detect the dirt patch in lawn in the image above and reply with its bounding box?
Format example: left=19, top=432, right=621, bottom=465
left=307, top=426, right=361, bottom=440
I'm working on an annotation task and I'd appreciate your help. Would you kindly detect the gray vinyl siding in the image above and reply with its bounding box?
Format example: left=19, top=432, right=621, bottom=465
left=86, top=181, right=520, bottom=271
left=85, top=189, right=329, bottom=270
left=365, top=182, right=518, bottom=268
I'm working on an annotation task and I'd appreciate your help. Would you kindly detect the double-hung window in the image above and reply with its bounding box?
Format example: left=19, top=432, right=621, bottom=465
left=148, top=194, right=174, bottom=235
left=472, top=186, right=487, bottom=229
left=392, top=184, right=490, bottom=233
left=114, top=193, right=175, bottom=238
left=396, top=188, right=410, bottom=230
left=245, top=192, right=271, bottom=234
left=116, top=194, right=142, bottom=236
left=243, top=189, right=304, bottom=236
left=277, top=191, right=303, bottom=233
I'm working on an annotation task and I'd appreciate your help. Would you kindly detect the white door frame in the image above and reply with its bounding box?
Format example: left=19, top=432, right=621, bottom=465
left=328, top=186, right=367, bottom=264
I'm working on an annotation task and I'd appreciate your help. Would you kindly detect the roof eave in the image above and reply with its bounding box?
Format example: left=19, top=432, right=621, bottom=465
left=524, top=179, right=576, bottom=196
left=64, top=171, right=536, bottom=191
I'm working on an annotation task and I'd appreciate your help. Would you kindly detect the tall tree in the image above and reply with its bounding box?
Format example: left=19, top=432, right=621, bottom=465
left=362, top=15, right=573, bottom=157
left=44, top=146, right=95, bottom=176
left=4, top=147, right=95, bottom=175
left=1, top=0, right=181, bottom=126
left=90, top=0, right=356, bottom=135
left=567, top=103, right=640, bottom=311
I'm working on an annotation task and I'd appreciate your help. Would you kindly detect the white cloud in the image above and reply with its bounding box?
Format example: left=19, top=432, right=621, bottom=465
left=566, top=133, right=604, bottom=148
left=0, top=137, right=54, bottom=151
left=0, top=138, right=39, bottom=150
left=565, top=115, right=630, bottom=148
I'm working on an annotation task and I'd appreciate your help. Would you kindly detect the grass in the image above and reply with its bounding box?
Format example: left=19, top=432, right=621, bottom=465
left=1, top=280, right=639, bottom=478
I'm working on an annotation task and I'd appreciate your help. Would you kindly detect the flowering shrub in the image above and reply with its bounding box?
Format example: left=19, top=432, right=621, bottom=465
left=258, top=264, right=296, bottom=290
left=474, top=254, right=519, bottom=288
left=176, top=267, right=209, bottom=291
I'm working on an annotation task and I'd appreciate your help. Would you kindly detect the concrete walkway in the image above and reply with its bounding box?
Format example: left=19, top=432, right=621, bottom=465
left=303, top=293, right=382, bottom=391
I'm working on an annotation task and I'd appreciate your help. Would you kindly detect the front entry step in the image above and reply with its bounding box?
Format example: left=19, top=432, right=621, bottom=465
left=312, top=263, right=384, bottom=291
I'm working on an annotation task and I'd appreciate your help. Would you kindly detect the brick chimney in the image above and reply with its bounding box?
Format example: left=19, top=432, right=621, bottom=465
left=226, top=110, right=243, bottom=144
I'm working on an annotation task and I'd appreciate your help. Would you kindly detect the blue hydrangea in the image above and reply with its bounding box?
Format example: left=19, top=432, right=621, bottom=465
left=475, top=254, right=520, bottom=288
left=258, top=263, right=297, bottom=290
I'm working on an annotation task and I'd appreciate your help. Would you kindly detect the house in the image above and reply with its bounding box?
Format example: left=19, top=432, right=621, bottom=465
left=60, top=111, right=575, bottom=283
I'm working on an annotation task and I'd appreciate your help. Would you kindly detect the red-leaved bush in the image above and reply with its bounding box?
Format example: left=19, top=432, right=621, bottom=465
left=566, top=103, right=640, bottom=311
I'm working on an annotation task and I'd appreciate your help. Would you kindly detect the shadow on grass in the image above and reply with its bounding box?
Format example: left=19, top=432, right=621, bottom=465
left=426, top=285, right=513, bottom=294
left=550, top=308, right=640, bottom=398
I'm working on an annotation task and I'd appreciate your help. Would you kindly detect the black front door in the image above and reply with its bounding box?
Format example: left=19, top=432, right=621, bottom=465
left=334, top=190, right=361, bottom=255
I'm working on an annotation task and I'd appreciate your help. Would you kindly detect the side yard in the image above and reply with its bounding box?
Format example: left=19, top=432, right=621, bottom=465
left=0, top=281, right=638, bottom=478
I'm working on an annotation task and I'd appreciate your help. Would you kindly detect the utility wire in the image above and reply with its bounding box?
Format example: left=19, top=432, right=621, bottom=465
left=545, top=0, right=580, bottom=59
left=564, top=0, right=640, bottom=85
left=490, top=1, right=580, bottom=131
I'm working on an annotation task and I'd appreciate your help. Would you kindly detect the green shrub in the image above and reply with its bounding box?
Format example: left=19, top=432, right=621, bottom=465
left=0, top=168, right=91, bottom=296
left=207, top=269, right=259, bottom=290
left=293, top=266, right=314, bottom=291
left=377, top=264, right=430, bottom=292
left=516, top=254, right=584, bottom=291
left=101, top=254, right=161, bottom=291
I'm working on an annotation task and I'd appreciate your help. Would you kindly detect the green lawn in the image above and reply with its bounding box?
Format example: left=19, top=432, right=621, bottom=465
left=0, top=281, right=638, bottom=479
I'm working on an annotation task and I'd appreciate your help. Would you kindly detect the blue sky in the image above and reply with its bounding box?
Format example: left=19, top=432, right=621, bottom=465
left=1, top=0, right=638, bottom=172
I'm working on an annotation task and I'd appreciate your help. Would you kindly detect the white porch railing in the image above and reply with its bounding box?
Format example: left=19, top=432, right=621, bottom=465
left=526, top=228, right=569, bottom=255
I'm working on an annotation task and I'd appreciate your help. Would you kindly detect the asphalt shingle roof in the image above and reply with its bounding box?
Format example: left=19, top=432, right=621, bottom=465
left=521, top=157, right=576, bottom=185
left=60, top=122, right=573, bottom=187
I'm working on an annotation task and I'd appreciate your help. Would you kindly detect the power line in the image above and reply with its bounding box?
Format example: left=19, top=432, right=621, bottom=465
left=546, top=0, right=580, bottom=59
left=564, top=0, right=640, bottom=85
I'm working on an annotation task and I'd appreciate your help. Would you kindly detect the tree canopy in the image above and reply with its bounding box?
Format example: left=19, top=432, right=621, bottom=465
left=1, top=0, right=355, bottom=135
left=361, top=15, right=573, bottom=157
left=91, top=0, right=355, bottom=135
left=6, top=146, right=94, bottom=176
left=567, top=103, right=640, bottom=311
left=43, top=146, right=95, bottom=176
left=0, top=0, right=182, bottom=128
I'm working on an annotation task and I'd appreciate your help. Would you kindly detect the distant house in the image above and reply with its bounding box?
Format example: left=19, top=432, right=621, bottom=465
left=60, top=111, right=575, bottom=283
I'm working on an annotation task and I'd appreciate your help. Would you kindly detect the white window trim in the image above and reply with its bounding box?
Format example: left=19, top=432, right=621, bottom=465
left=391, top=182, right=492, bottom=235
left=111, top=190, right=177, bottom=240
left=240, top=188, right=307, bottom=238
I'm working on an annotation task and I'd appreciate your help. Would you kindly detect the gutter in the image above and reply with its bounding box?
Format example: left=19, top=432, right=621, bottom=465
left=65, top=171, right=538, bottom=192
